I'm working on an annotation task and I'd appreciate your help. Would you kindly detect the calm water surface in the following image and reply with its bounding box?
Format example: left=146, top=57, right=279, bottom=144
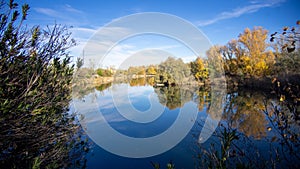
left=72, top=81, right=300, bottom=169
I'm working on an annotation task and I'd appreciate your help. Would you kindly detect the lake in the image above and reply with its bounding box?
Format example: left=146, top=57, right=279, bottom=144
left=71, top=79, right=300, bottom=169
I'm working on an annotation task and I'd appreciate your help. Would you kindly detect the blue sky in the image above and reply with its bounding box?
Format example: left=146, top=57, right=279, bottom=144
left=19, top=0, right=300, bottom=67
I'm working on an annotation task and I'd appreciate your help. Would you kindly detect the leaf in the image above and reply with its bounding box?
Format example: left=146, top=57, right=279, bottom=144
left=9, top=0, right=18, bottom=9
left=270, top=32, right=277, bottom=37
left=287, top=46, right=295, bottom=53
left=271, top=136, right=277, bottom=142
left=21, top=4, right=30, bottom=20
left=291, top=27, right=295, bottom=31
left=280, top=95, right=285, bottom=102
left=31, top=109, right=41, bottom=115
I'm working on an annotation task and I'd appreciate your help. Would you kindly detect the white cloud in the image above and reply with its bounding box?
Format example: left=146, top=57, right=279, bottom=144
left=197, top=0, right=286, bottom=26
left=69, top=26, right=135, bottom=67
left=34, top=8, right=62, bottom=18
left=64, top=4, right=84, bottom=14
left=69, top=24, right=200, bottom=69
left=34, top=5, right=87, bottom=26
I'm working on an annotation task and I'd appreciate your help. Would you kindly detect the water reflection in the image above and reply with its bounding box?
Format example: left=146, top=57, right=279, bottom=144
left=154, top=86, right=195, bottom=110
left=73, top=78, right=300, bottom=168
left=129, top=77, right=146, bottom=86
left=95, top=82, right=112, bottom=92
left=223, top=91, right=268, bottom=139
left=197, top=89, right=300, bottom=168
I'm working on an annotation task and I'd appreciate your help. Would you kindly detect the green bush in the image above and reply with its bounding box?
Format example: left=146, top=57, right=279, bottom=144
left=96, top=68, right=113, bottom=77
left=0, top=1, right=87, bottom=168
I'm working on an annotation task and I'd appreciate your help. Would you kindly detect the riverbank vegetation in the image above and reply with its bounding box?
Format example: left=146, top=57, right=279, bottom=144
left=0, top=1, right=89, bottom=168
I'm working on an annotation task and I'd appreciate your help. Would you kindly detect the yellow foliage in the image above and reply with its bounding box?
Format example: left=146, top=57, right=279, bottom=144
left=191, top=57, right=209, bottom=81
left=280, top=95, right=285, bottom=102
left=245, top=65, right=252, bottom=73
left=146, top=66, right=157, bottom=75
left=236, top=27, right=275, bottom=77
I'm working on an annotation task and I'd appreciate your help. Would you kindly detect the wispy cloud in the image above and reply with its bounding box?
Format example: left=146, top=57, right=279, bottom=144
left=197, top=0, right=286, bottom=26
left=64, top=4, right=84, bottom=14
left=34, top=8, right=62, bottom=18
left=34, top=5, right=86, bottom=25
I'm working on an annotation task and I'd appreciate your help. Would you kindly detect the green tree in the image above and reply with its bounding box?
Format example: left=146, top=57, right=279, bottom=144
left=206, top=45, right=225, bottom=78
left=96, top=68, right=113, bottom=77
left=158, top=57, right=191, bottom=85
left=76, top=56, right=84, bottom=69
left=0, top=1, right=87, bottom=168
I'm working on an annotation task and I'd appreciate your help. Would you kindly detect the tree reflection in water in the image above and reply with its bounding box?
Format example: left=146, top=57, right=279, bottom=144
left=196, top=89, right=300, bottom=169
left=154, top=85, right=196, bottom=110
left=73, top=76, right=300, bottom=168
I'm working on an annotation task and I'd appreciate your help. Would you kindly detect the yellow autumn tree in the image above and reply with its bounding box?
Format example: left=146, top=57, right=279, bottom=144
left=221, top=27, right=275, bottom=77
left=191, top=57, right=209, bottom=82
left=146, top=66, right=157, bottom=75
left=238, top=27, right=275, bottom=77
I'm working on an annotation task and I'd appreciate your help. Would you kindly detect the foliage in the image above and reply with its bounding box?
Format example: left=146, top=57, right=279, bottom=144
left=76, top=56, right=84, bottom=69
left=270, top=21, right=300, bottom=75
left=95, top=82, right=112, bottom=91
left=146, top=76, right=156, bottom=86
left=270, top=20, right=300, bottom=53
left=129, top=77, right=146, bottom=86
left=196, top=89, right=211, bottom=111
left=197, top=88, right=300, bottom=169
left=196, top=124, right=258, bottom=169
left=269, top=21, right=300, bottom=129
left=272, top=49, right=300, bottom=74
left=206, top=45, right=225, bottom=78
left=264, top=81, right=300, bottom=161
left=158, top=57, right=192, bottom=85
left=223, top=91, right=268, bottom=139
left=239, top=27, right=275, bottom=76
left=221, top=27, right=275, bottom=78
left=146, top=65, right=157, bottom=75
left=154, top=85, right=195, bottom=110
left=137, top=67, right=146, bottom=75
left=127, top=66, right=146, bottom=76
left=151, top=161, right=175, bottom=169
left=220, top=40, right=244, bottom=76
left=191, top=57, right=209, bottom=82
left=96, top=68, right=113, bottom=77
left=0, top=1, right=87, bottom=168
